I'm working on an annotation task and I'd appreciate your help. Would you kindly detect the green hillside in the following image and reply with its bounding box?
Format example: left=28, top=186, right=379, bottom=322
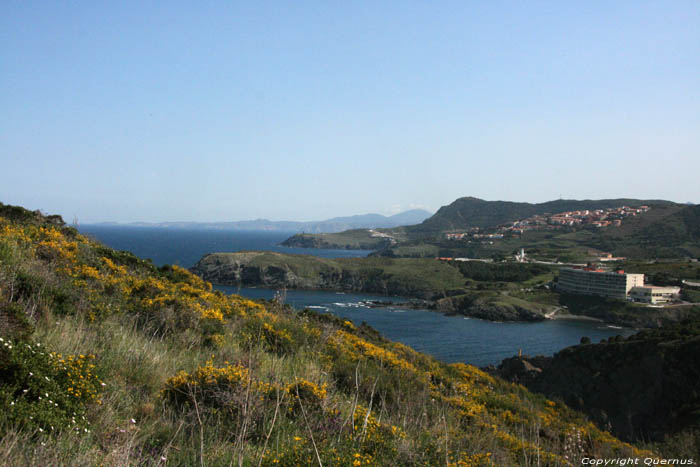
left=191, top=251, right=466, bottom=298
left=281, top=229, right=405, bottom=250
left=493, top=316, right=700, bottom=456
left=383, top=203, right=700, bottom=261
left=409, top=197, right=676, bottom=233
left=0, top=202, right=663, bottom=465
left=281, top=198, right=699, bottom=261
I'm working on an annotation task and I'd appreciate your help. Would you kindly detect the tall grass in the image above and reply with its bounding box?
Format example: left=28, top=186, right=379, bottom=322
left=0, top=208, right=662, bottom=465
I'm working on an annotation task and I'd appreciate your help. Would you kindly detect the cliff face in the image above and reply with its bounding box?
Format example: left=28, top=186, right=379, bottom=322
left=436, top=294, right=547, bottom=322
left=491, top=321, right=700, bottom=444
left=190, top=252, right=311, bottom=288
left=189, top=252, right=442, bottom=298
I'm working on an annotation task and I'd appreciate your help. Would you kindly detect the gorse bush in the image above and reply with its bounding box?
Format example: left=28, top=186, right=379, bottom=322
left=0, top=337, right=103, bottom=435
left=0, top=205, right=665, bottom=465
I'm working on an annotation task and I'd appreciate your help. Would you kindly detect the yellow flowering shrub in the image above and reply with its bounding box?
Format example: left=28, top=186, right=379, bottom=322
left=286, top=379, right=327, bottom=415
left=0, top=339, right=103, bottom=435
left=50, top=352, right=104, bottom=403
left=330, top=330, right=418, bottom=374
left=162, top=359, right=271, bottom=410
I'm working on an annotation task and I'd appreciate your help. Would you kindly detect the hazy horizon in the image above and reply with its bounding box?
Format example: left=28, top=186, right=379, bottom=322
left=80, top=207, right=434, bottom=225
left=2, top=1, right=699, bottom=222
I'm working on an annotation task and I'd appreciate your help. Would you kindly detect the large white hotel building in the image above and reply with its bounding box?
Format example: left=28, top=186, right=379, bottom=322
left=557, top=267, right=644, bottom=300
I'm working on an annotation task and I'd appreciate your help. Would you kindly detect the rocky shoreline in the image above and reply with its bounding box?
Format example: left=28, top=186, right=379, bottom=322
left=484, top=317, right=700, bottom=446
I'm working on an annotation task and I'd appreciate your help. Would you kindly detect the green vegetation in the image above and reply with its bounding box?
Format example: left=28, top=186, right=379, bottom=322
left=493, top=316, right=700, bottom=457
left=407, top=197, right=675, bottom=233
left=614, top=260, right=700, bottom=286
left=282, top=228, right=406, bottom=250
left=1, top=204, right=664, bottom=464
left=193, top=251, right=700, bottom=326
left=191, top=251, right=467, bottom=298
left=285, top=198, right=700, bottom=263
left=382, top=242, right=439, bottom=258
left=452, top=261, right=552, bottom=283
left=557, top=293, right=700, bottom=328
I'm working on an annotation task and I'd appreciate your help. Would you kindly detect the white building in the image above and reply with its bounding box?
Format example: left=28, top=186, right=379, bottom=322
left=629, top=286, right=681, bottom=304
left=557, top=267, right=644, bottom=300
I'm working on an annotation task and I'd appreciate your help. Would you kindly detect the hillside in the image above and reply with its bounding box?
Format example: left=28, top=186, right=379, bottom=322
left=281, top=228, right=405, bottom=250
left=411, top=197, right=677, bottom=233
left=592, top=204, right=700, bottom=258
left=492, top=318, right=700, bottom=455
left=0, top=202, right=661, bottom=464
left=281, top=198, right=699, bottom=261
left=190, top=251, right=465, bottom=299
left=191, top=251, right=700, bottom=326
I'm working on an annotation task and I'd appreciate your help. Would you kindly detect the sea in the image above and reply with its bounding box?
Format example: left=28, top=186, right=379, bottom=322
left=78, top=225, right=634, bottom=367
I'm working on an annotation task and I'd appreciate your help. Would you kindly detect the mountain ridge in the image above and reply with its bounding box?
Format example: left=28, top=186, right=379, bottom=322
left=87, top=209, right=432, bottom=233
left=410, top=197, right=681, bottom=232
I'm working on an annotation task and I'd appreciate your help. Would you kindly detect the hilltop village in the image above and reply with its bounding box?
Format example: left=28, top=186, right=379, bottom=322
left=445, top=205, right=651, bottom=241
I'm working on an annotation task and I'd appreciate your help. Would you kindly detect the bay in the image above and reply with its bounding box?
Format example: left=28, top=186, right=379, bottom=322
left=216, top=285, right=633, bottom=366
left=78, top=225, right=371, bottom=267
left=79, top=225, right=633, bottom=366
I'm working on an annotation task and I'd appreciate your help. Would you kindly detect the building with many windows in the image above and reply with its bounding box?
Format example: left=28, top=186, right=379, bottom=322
left=629, top=285, right=681, bottom=304
left=557, top=267, right=644, bottom=300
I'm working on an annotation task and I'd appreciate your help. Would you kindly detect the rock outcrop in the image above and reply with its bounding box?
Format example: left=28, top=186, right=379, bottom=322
left=189, top=252, right=442, bottom=299
left=490, top=319, right=700, bottom=443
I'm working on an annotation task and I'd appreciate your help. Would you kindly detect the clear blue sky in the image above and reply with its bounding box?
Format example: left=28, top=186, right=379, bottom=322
left=2, top=1, right=698, bottom=222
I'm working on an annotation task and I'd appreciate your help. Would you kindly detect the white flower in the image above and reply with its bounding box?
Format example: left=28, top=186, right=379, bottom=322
left=130, top=418, right=136, bottom=424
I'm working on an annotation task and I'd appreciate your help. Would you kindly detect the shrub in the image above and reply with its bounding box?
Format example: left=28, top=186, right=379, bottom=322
left=0, top=302, right=35, bottom=341
left=0, top=338, right=103, bottom=436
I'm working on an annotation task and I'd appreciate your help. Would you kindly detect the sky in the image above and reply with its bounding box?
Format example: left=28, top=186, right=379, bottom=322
left=1, top=1, right=699, bottom=222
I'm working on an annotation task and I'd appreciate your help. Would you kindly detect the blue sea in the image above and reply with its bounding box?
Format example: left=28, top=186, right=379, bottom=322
left=78, top=225, right=371, bottom=268
left=79, top=225, right=633, bottom=366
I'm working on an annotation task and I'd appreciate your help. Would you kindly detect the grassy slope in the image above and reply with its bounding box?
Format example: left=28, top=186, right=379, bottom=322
left=280, top=200, right=700, bottom=261
left=410, top=198, right=676, bottom=233
left=282, top=230, right=388, bottom=250
left=0, top=204, right=659, bottom=465
left=197, top=251, right=467, bottom=296
left=383, top=203, right=699, bottom=261
left=282, top=228, right=409, bottom=250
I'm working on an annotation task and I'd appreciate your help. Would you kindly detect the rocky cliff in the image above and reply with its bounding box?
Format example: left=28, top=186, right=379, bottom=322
left=189, top=251, right=462, bottom=299
left=490, top=319, right=700, bottom=445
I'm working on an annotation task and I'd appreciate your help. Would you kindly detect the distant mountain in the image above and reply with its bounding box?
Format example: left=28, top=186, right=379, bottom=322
left=89, top=209, right=433, bottom=234
left=410, top=197, right=678, bottom=233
